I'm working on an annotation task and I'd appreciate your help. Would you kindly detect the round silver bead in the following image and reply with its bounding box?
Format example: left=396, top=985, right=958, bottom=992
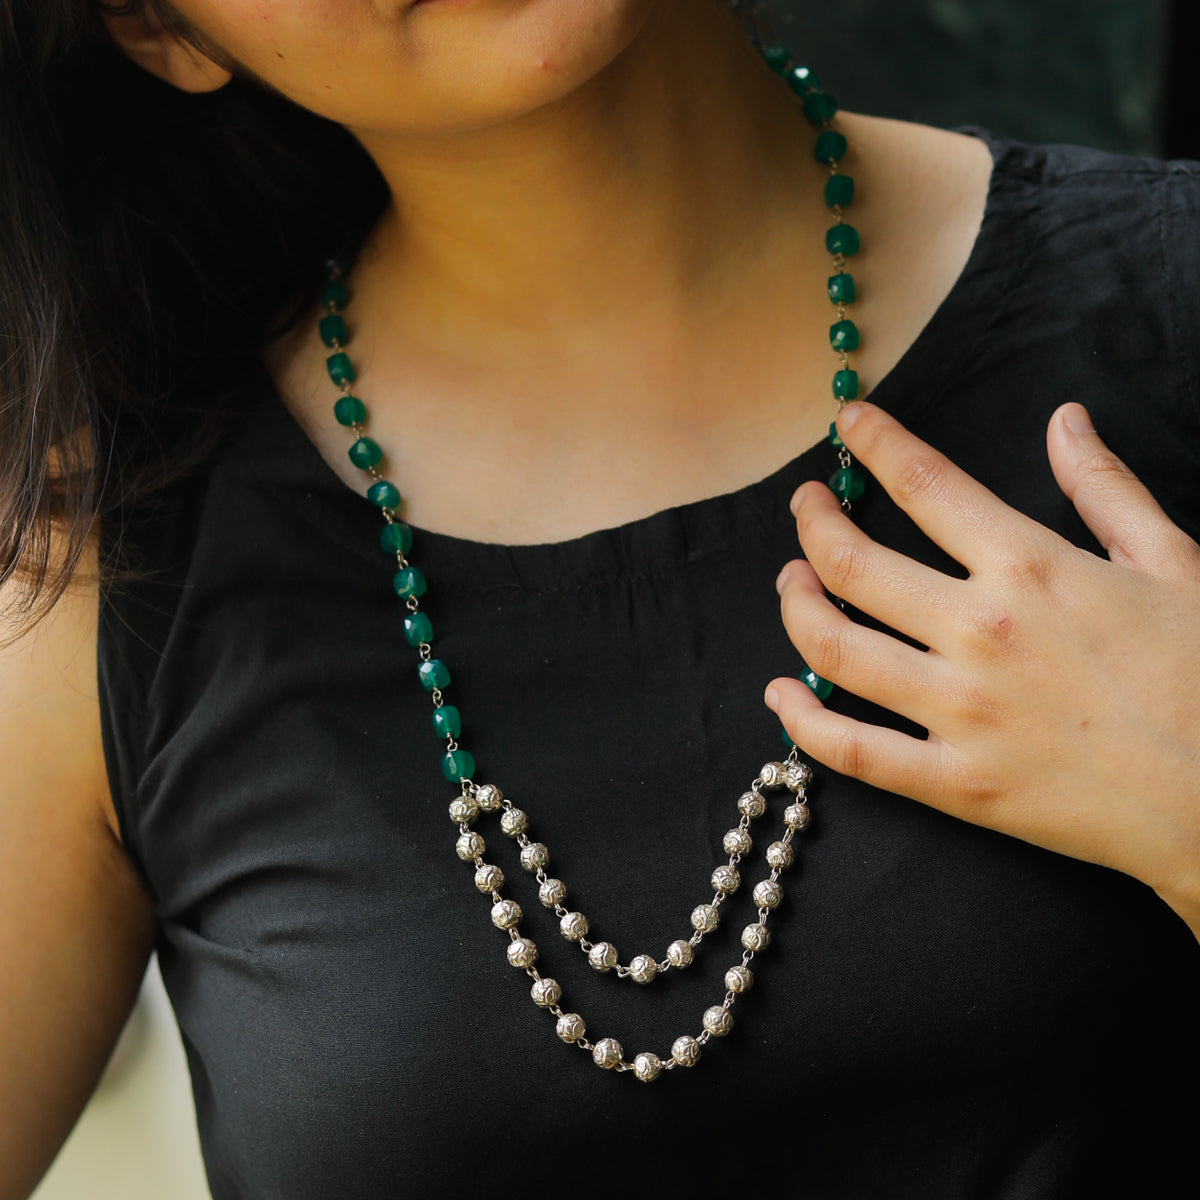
left=474, top=783, right=504, bottom=812
left=588, top=941, right=618, bottom=972
left=741, top=923, right=772, bottom=952
left=491, top=899, right=523, bottom=930
left=628, top=954, right=659, bottom=984
left=667, top=939, right=695, bottom=969
left=671, top=1035, right=702, bottom=1068
left=530, top=977, right=561, bottom=1008
left=758, top=761, right=787, bottom=789
left=703, top=1005, right=734, bottom=1038
left=753, top=879, right=783, bottom=910
left=560, top=911, right=589, bottom=942
left=725, top=965, right=754, bottom=994
left=722, top=827, right=752, bottom=856
left=737, top=790, right=767, bottom=819
left=766, top=840, right=795, bottom=870
left=539, top=878, right=567, bottom=908
left=519, top=842, right=550, bottom=872
left=711, top=864, right=741, bottom=894
left=506, top=937, right=538, bottom=968
left=633, top=1052, right=663, bottom=1083
left=784, top=802, right=812, bottom=832
left=690, top=904, right=720, bottom=934
left=592, top=1038, right=624, bottom=1069
left=448, top=796, right=479, bottom=826
left=455, top=832, right=485, bottom=861
left=474, top=863, right=504, bottom=893
left=785, top=761, right=813, bottom=791
left=556, top=1013, right=586, bottom=1043
left=499, top=807, right=528, bottom=837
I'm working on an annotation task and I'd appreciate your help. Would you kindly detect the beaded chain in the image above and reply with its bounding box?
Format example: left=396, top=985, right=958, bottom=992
left=314, top=51, right=862, bottom=1081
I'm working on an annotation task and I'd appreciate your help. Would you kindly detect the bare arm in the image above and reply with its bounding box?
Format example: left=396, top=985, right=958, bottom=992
left=0, top=554, right=156, bottom=1200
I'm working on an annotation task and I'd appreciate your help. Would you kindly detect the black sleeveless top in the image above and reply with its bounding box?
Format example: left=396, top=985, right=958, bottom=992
left=99, top=135, right=1200, bottom=1199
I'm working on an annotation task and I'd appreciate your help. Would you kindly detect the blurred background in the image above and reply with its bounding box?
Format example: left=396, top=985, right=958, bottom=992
left=32, top=2, right=1197, bottom=1197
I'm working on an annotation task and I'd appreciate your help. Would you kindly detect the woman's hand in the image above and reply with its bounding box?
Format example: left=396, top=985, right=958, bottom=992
left=766, top=400, right=1200, bottom=939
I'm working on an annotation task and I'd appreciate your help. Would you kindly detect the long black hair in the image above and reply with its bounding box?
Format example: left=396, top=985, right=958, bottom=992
left=0, top=0, right=387, bottom=633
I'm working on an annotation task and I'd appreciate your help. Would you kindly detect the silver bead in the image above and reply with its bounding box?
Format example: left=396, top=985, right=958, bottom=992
left=588, top=941, right=618, bottom=972
left=753, top=879, right=783, bottom=910
left=784, top=802, right=812, bottom=831
left=628, top=954, right=659, bottom=984
left=474, top=783, right=504, bottom=812
left=474, top=863, right=504, bottom=893
left=519, top=842, right=550, bottom=872
left=690, top=904, right=719, bottom=934
left=539, top=878, right=567, bottom=908
left=560, top=911, right=589, bottom=942
left=491, top=899, right=523, bottom=929
left=722, top=827, right=752, bottom=856
left=741, top=923, right=771, bottom=952
left=766, top=840, right=795, bottom=870
left=633, top=1052, right=663, bottom=1083
left=592, top=1038, right=624, bottom=1069
left=507, top=937, right=538, bottom=968
left=455, top=832, right=485, bottom=861
left=556, top=1013, right=586, bottom=1043
left=758, top=761, right=787, bottom=789
left=725, top=965, right=754, bottom=993
left=785, top=761, right=813, bottom=791
left=737, top=790, right=767, bottom=819
left=449, top=796, right=479, bottom=826
left=500, top=807, right=528, bottom=837
left=667, top=939, right=695, bottom=969
left=711, top=864, right=741, bottom=894
left=530, top=977, right=561, bottom=1007
left=671, top=1035, right=702, bottom=1068
left=703, top=1005, right=734, bottom=1037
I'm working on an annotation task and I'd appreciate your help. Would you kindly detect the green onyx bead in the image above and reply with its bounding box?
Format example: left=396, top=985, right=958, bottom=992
left=321, top=280, right=348, bottom=310
left=333, top=395, right=367, bottom=427
left=432, top=705, right=462, bottom=738
left=800, top=667, right=835, bottom=702
left=419, top=659, right=450, bottom=692
left=827, top=272, right=857, bottom=304
left=829, top=420, right=843, bottom=448
left=829, top=320, right=860, bottom=353
left=786, top=65, right=821, bottom=95
left=826, top=224, right=861, bottom=257
left=803, top=91, right=838, bottom=125
left=368, top=480, right=401, bottom=509
left=380, top=522, right=413, bottom=556
left=442, top=748, right=475, bottom=783
left=833, top=369, right=859, bottom=400
left=403, top=611, right=432, bottom=648
left=319, top=314, right=347, bottom=348
left=326, top=352, right=356, bottom=386
left=814, top=130, right=848, bottom=163
left=824, top=174, right=855, bottom=208
left=393, top=565, right=426, bottom=599
left=830, top=465, right=866, bottom=502
left=348, top=437, right=383, bottom=470
left=761, top=44, right=791, bottom=73
left=325, top=253, right=352, bottom=279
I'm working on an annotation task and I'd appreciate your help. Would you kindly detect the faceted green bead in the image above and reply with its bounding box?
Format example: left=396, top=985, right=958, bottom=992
left=319, top=314, right=347, bottom=348
left=829, top=420, right=843, bottom=448
left=321, top=280, right=348, bottom=310
left=829, top=320, right=860, bottom=353
left=403, top=611, right=432, bottom=647
left=442, top=748, right=475, bottom=783
left=326, top=352, right=356, bottom=386
left=419, top=659, right=450, bottom=691
left=761, top=44, right=791, bottom=73
left=333, top=395, right=367, bottom=427
left=367, top=480, right=401, bottom=509
left=800, top=667, right=835, bottom=702
left=814, top=130, right=848, bottom=163
left=803, top=91, right=838, bottom=125
left=785, top=65, right=821, bottom=95
left=824, top=174, right=855, bottom=208
left=348, top=437, right=383, bottom=469
left=781, top=726, right=796, bottom=750
left=830, top=465, right=866, bottom=502
left=393, top=565, right=426, bottom=599
left=833, top=369, right=859, bottom=400
left=826, top=225, right=861, bottom=256
left=381, top=522, right=414, bottom=556
left=433, top=705, right=462, bottom=738
left=827, top=272, right=857, bottom=304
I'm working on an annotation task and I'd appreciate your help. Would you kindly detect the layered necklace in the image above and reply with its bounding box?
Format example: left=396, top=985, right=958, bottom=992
left=315, top=49, right=864, bottom=1082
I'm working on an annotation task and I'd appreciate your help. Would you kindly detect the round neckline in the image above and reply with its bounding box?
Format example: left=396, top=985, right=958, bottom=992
left=241, top=129, right=1041, bottom=593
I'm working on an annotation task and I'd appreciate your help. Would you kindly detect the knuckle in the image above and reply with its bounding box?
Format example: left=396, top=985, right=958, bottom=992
left=995, top=539, right=1057, bottom=591
left=819, top=537, right=865, bottom=594
left=894, top=452, right=948, bottom=505
left=961, top=599, right=1019, bottom=651
left=808, top=621, right=846, bottom=679
left=826, top=727, right=865, bottom=777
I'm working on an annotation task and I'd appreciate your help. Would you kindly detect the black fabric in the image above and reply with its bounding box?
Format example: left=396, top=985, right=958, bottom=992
left=98, top=133, right=1200, bottom=1199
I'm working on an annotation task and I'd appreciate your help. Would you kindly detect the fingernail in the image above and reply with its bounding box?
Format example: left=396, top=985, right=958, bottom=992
left=1063, top=404, right=1096, bottom=435
left=838, top=401, right=865, bottom=431
left=775, top=564, right=790, bottom=593
left=789, top=485, right=808, bottom=516
left=764, top=686, right=779, bottom=712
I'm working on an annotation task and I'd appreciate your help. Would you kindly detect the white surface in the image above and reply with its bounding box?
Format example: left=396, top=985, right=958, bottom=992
left=32, top=957, right=210, bottom=1200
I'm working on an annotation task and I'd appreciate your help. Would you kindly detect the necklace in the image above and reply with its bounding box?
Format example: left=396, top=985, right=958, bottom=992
left=315, top=49, right=861, bottom=1082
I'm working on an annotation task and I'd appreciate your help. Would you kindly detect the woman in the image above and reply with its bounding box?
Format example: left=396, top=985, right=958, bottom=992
left=2, top=0, right=1198, bottom=1196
